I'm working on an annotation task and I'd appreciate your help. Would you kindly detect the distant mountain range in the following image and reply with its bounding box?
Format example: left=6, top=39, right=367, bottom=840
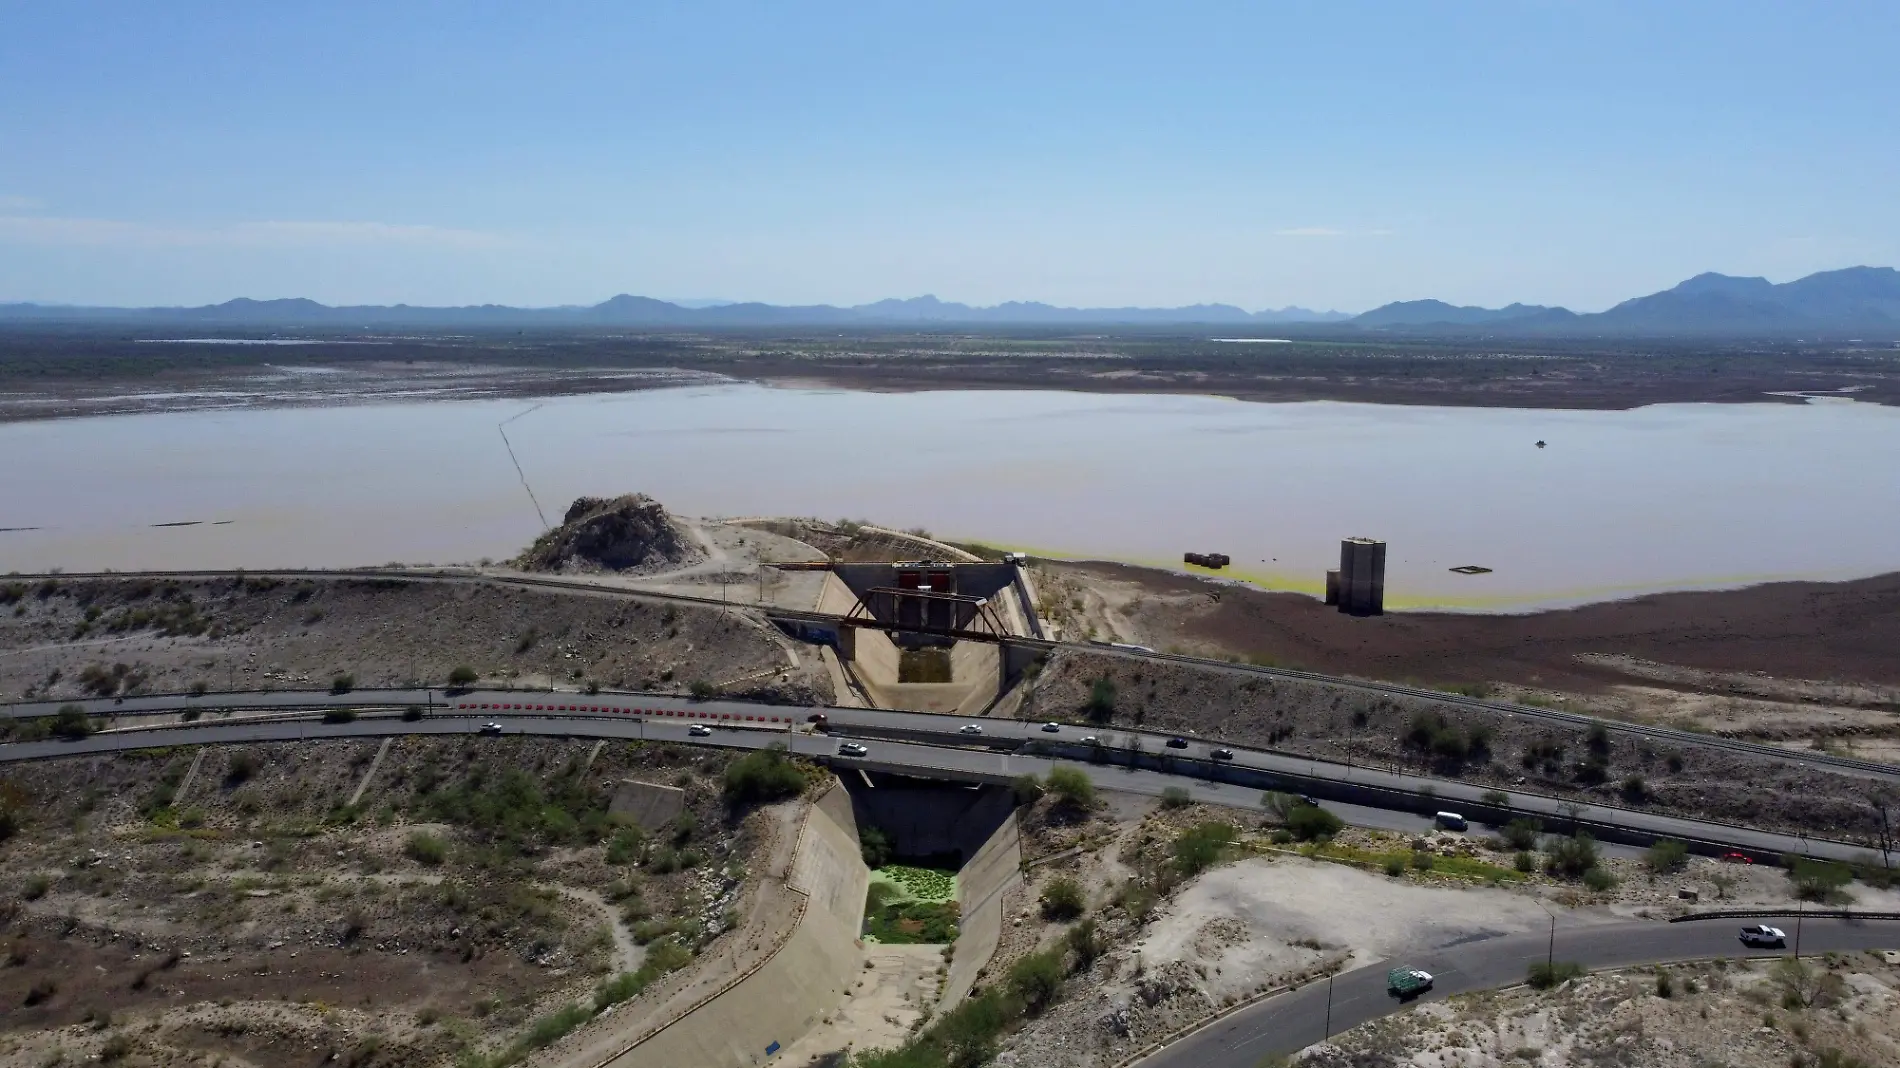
left=3, top=266, right=1897, bottom=335
left=1352, top=266, right=1900, bottom=334
left=0, top=292, right=1349, bottom=328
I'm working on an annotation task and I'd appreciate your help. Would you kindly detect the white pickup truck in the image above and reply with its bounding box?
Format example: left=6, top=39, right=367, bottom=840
left=1738, top=924, right=1787, bottom=947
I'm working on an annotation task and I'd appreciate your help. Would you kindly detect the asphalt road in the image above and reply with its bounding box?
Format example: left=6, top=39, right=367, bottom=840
left=2, top=688, right=1886, bottom=865
left=1136, top=918, right=1900, bottom=1068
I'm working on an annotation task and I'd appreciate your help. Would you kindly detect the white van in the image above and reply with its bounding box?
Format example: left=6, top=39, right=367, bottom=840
left=1434, top=811, right=1468, bottom=831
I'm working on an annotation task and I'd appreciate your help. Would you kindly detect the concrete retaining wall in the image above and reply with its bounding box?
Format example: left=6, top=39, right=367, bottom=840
left=940, top=813, right=1023, bottom=1011
left=607, top=780, right=686, bottom=831
left=614, top=786, right=868, bottom=1068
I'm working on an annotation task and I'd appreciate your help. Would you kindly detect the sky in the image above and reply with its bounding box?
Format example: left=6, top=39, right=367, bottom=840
left=1, top=1, right=1896, bottom=313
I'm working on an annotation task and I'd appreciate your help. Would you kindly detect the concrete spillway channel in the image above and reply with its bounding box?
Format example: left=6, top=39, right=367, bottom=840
left=609, top=776, right=1021, bottom=1067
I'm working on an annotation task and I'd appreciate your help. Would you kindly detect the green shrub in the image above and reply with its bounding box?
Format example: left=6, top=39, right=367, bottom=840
left=1786, top=857, right=1854, bottom=902
left=1514, top=851, right=1537, bottom=873
left=1582, top=866, right=1618, bottom=892
left=329, top=674, right=354, bottom=695
left=1502, top=817, right=1542, bottom=852
left=859, top=825, right=893, bottom=868
left=721, top=745, right=805, bottom=805
left=51, top=706, right=94, bottom=740
left=1006, top=949, right=1066, bottom=1014
left=1084, top=677, right=1117, bottom=722
left=1011, top=774, right=1045, bottom=805
left=322, top=708, right=357, bottom=724
left=1158, top=786, right=1192, bottom=810
left=1645, top=839, right=1688, bottom=874
left=1528, top=960, right=1586, bottom=989
left=1174, top=822, right=1237, bottom=876
left=1411, top=850, right=1436, bottom=871
left=1383, top=856, right=1407, bottom=877
left=406, top=832, right=448, bottom=866
left=1285, top=803, right=1343, bottom=842
left=1045, top=766, right=1096, bottom=810
left=402, top=705, right=424, bottom=721
left=447, top=666, right=478, bottom=688
left=606, top=827, right=646, bottom=866
left=1040, top=877, right=1085, bottom=920
left=1545, top=833, right=1601, bottom=878
left=688, top=679, right=718, bottom=701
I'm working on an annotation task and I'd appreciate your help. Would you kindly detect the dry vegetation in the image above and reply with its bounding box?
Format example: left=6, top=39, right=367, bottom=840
left=0, top=575, right=829, bottom=706
left=0, top=736, right=810, bottom=1067
left=1019, top=647, right=1899, bottom=847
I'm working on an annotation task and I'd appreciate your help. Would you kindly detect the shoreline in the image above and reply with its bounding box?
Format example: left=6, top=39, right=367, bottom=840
left=4, top=356, right=1898, bottom=423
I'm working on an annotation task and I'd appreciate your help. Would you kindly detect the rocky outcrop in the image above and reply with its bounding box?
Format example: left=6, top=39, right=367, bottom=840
left=517, top=494, right=701, bottom=574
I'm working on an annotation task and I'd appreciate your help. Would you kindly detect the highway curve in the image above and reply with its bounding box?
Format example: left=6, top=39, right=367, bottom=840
left=1135, top=918, right=1900, bottom=1068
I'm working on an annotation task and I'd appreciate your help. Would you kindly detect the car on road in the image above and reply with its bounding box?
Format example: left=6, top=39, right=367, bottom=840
left=1721, top=852, right=1754, bottom=864
left=959, top=724, right=984, bottom=735
left=478, top=722, right=504, bottom=736
left=838, top=742, right=869, bottom=757
left=1387, top=968, right=1434, bottom=998
left=688, top=724, right=713, bottom=737
left=1081, top=735, right=1099, bottom=745
left=1739, top=925, right=1787, bottom=947
left=1041, top=722, right=1061, bottom=733
left=1165, top=736, right=1189, bottom=749
left=807, top=712, right=829, bottom=727
left=1211, top=747, right=1234, bottom=760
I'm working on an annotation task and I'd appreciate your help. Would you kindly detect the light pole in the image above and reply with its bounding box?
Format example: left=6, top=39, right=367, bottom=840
left=1794, top=896, right=1804, bottom=959
left=1323, top=969, right=1335, bottom=1041
left=1535, top=899, right=1557, bottom=969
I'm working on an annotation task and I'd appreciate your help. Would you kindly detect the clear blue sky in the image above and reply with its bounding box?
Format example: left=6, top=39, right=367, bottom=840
left=2, top=1, right=1894, bottom=312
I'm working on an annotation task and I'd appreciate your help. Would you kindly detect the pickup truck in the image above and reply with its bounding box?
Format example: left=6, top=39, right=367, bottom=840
left=1739, top=924, right=1787, bottom=947
left=1387, top=967, right=1434, bottom=998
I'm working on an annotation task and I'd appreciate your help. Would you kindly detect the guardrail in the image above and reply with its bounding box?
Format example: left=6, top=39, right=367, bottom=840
left=1669, top=909, right=1900, bottom=924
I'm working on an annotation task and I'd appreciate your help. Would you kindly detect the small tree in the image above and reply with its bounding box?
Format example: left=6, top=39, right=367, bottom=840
left=1502, top=817, right=1543, bottom=852
left=1545, top=832, right=1601, bottom=878
left=1260, top=791, right=1299, bottom=822
left=1040, top=877, right=1085, bottom=920
left=447, top=666, right=479, bottom=688
left=1084, top=677, right=1117, bottom=723
left=1045, top=766, right=1096, bottom=810
left=329, top=674, right=354, bottom=695
left=858, top=825, right=893, bottom=868
left=1786, top=857, right=1853, bottom=903
left=1006, top=949, right=1066, bottom=1014
left=1159, top=786, right=1192, bottom=810
left=50, top=706, right=94, bottom=740
left=1645, top=839, right=1688, bottom=874
left=1173, top=822, right=1237, bottom=875
left=688, top=680, right=718, bottom=701
left=1286, top=804, right=1344, bottom=842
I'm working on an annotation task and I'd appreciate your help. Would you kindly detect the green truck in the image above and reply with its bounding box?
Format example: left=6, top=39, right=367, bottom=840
left=1387, top=967, right=1435, bottom=998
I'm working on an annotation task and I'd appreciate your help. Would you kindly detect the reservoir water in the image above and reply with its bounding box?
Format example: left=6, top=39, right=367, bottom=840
left=3, top=384, right=1896, bottom=610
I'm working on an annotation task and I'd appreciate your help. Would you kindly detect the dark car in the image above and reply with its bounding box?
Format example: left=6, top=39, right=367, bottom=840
left=478, top=722, right=504, bottom=736
left=1166, top=736, right=1189, bottom=749
left=1211, top=747, right=1234, bottom=760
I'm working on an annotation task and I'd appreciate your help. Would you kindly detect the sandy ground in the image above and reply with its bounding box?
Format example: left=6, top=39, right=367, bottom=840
left=774, top=944, right=949, bottom=1066
left=1300, top=955, right=1900, bottom=1068
left=1132, top=858, right=1590, bottom=1004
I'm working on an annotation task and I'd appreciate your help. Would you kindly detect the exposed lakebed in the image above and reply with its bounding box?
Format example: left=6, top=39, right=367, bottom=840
left=3, top=384, right=1895, bottom=609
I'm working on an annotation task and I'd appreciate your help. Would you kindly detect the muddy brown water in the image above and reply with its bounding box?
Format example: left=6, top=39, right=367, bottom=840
left=2, top=384, right=1896, bottom=610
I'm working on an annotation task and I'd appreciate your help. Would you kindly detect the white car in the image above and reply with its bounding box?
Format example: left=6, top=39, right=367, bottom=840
left=958, top=724, right=983, bottom=735
left=688, top=724, right=713, bottom=737
left=1739, top=924, right=1787, bottom=947
left=838, top=742, right=869, bottom=757
left=478, top=721, right=504, bottom=736
left=1041, top=722, right=1061, bottom=733
left=1081, top=735, right=1099, bottom=745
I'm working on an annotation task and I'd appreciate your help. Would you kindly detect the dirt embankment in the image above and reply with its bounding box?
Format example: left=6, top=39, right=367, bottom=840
left=0, top=575, right=829, bottom=704
left=1039, top=561, right=1900, bottom=757
left=1019, top=647, right=1897, bottom=843
left=0, top=736, right=783, bottom=1068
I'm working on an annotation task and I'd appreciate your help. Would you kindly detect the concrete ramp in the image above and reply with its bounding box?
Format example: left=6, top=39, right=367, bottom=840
left=940, top=814, right=1023, bottom=1012
left=612, top=785, right=868, bottom=1068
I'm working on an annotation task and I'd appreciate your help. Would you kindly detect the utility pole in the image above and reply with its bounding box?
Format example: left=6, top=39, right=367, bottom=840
left=1795, top=896, right=1804, bottom=959
left=1323, top=970, right=1335, bottom=1041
